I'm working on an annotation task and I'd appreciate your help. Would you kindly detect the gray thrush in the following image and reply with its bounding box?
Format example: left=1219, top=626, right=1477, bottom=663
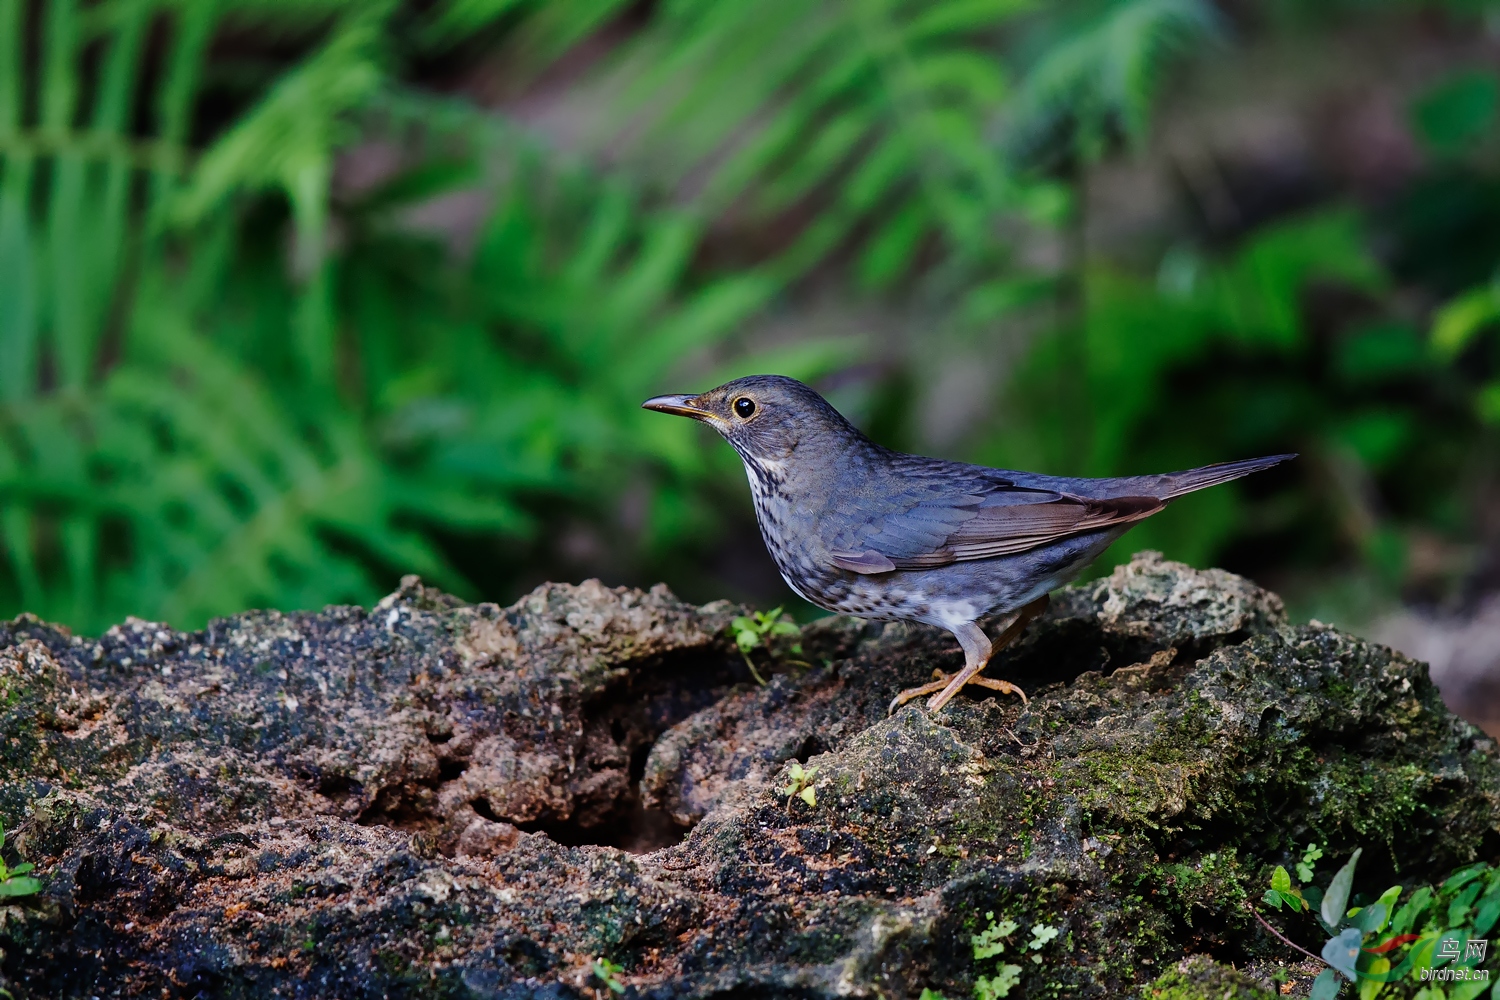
left=643, top=375, right=1292, bottom=712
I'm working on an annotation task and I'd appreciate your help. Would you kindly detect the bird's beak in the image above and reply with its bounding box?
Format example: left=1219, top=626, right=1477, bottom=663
left=641, top=394, right=708, bottom=420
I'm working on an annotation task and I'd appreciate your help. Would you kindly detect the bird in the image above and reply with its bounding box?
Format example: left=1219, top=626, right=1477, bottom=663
left=642, top=375, right=1293, bottom=713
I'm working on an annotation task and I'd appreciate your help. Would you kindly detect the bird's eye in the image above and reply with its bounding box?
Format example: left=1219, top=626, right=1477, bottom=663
left=734, top=397, right=756, bottom=418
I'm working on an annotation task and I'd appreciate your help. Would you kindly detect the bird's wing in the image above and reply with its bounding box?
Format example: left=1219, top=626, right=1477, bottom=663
left=827, top=482, right=1162, bottom=574
left=825, top=452, right=1292, bottom=575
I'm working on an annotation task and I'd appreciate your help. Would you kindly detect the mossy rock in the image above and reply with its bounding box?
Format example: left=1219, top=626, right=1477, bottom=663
left=1146, top=955, right=1276, bottom=1000
left=0, top=553, right=1494, bottom=998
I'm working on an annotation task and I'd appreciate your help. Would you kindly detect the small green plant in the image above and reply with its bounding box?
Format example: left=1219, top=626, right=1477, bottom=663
left=1265, top=863, right=1310, bottom=913
left=1254, top=848, right=1500, bottom=999
left=729, top=608, right=805, bottom=686
left=970, top=911, right=1026, bottom=998
left=1298, top=842, right=1325, bottom=883
left=592, top=957, right=625, bottom=995
left=972, top=912, right=1020, bottom=959
left=779, top=762, right=818, bottom=809
left=1028, top=923, right=1059, bottom=949
left=974, top=964, right=1023, bottom=1000
left=0, top=822, right=40, bottom=898
left=1433, top=273, right=1500, bottom=425
left=1028, top=922, right=1060, bottom=954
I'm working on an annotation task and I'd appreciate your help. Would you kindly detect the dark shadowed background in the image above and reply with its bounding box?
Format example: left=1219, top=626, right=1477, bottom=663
left=2, top=0, right=1499, bottom=720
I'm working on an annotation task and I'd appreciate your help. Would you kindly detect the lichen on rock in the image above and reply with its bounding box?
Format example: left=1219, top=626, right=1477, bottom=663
left=0, top=554, right=1494, bottom=998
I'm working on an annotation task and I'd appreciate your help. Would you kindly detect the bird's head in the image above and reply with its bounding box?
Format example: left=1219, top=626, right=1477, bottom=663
left=642, top=375, right=860, bottom=464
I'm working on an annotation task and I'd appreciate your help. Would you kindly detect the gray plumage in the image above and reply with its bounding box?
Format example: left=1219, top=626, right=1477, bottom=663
left=643, top=375, right=1292, bottom=710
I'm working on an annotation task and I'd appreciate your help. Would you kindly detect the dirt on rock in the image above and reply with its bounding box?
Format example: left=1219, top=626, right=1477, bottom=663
left=0, top=552, right=1494, bottom=998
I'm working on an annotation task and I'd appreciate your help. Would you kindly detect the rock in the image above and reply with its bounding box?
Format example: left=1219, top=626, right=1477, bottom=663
left=1145, top=955, right=1276, bottom=999
left=0, top=553, right=1495, bottom=998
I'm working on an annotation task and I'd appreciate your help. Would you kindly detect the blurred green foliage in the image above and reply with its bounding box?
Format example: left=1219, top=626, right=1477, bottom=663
left=0, top=0, right=1497, bottom=631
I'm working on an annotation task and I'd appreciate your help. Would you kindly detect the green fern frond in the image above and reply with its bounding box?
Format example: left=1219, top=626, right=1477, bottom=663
left=582, top=0, right=1037, bottom=291
left=0, top=294, right=483, bottom=629
left=421, top=0, right=630, bottom=72
left=0, top=0, right=1236, bottom=632
left=1007, top=0, right=1219, bottom=164
left=172, top=3, right=392, bottom=242
left=422, top=0, right=527, bottom=45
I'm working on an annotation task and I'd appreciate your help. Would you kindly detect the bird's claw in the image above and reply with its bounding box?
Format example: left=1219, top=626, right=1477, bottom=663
left=945, top=675, right=1029, bottom=707
left=887, top=673, right=1028, bottom=715
left=888, top=676, right=952, bottom=715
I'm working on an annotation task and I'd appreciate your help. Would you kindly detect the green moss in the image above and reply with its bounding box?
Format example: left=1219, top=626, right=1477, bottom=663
left=1145, top=955, right=1275, bottom=1000
left=1131, top=850, right=1254, bottom=928
left=1318, top=758, right=1428, bottom=838
left=373, top=949, right=411, bottom=977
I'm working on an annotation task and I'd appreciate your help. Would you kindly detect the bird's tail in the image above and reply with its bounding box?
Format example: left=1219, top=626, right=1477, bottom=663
left=1158, top=454, right=1296, bottom=500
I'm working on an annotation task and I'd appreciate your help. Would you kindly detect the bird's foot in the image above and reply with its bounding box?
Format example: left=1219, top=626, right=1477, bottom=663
left=887, top=671, right=1029, bottom=715
left=937, top=675, right=1028, bottom=709
left=888, top=673, right=952, bottom=714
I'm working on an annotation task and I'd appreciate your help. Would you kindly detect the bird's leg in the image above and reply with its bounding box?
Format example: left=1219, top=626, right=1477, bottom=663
left=886, top=618, right=1010, bottom=715
left=887, top=596, right=1048, bottom=715
left=928, top=594, right=1049, bottom=711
